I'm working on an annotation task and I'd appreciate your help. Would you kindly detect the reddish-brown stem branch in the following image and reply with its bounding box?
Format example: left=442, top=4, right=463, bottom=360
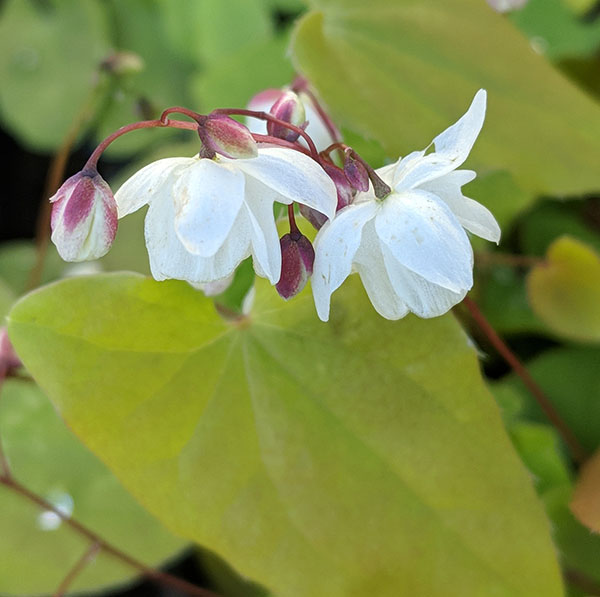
left=462, top=296, right=587, bottom=464
left=291, top=78, right=341, bottom=145
left=475, top=252, right=544, bottom=269
left=0, top=475, right=219, bottom=596
left=252, top=133, right=312, bottom=157
left=320, top=141, right=348, bottom=161
left=288, top=204, right=299, bottom=237
left=85, top=118, right=197, bottom=170
left=160, top=106, right=203, bottom=124
left=214, top=108, right=319, bottom=158
left=54, top=541, right=101, bottom=597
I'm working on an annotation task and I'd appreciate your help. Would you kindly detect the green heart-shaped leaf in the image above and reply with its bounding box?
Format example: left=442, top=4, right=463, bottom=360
left=7, top=274, right=563, bottom=596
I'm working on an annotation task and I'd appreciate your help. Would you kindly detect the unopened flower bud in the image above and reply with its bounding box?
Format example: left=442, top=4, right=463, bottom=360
left=199, top=114, right=258, bottom=159
left=267, top=91, right=307, bottom=143
left=50, top=170, right=118, bottom=262
left=0, top=328, right=21, bottom=380
left=343, top=149, right=370, bottom=192
left=100, top=51, right=145, bottom=76
left=300, top=162, right=355, bottom=230
left=276, top=232, right=315, bottom=300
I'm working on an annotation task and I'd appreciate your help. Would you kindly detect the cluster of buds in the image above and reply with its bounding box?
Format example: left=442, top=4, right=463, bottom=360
left=50, top=79, right=500, bottom=322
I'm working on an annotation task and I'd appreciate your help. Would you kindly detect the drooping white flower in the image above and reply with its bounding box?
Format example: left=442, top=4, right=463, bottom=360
left=312, top=89, right=500, bottom=322
left=114, top=147, right=337, bottom=286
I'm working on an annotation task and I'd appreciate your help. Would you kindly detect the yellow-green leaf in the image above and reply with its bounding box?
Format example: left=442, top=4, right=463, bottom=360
left=291, top=0, right=600, bottom=196
left=527, top=236, right=600, bottom=343
left=7, top=274, right=563, bottom=596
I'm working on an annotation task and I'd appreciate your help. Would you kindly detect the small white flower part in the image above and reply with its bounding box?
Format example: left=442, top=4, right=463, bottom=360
left=114, top=147, right=337, bottom=286
left=312, top=89, right=500, bottom=322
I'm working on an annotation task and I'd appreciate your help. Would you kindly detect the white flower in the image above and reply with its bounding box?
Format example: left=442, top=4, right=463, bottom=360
left=312, top=89, right=500, bottom=322
left=114, top=147, right=337, bottom=285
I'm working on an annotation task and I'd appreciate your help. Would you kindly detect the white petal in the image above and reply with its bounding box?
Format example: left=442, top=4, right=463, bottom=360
left=144, top=189, right=251, bottom=284
left=432, top=89, right=487, bottom=169
left=114, top=157, right=194, bottom=218
left=380, top=242, right=467, bottom=318
left=244, top=190, right=282, bottom=284
left=312, top=201, right=378, bottom=321
left=234, top=147, right=337, bottom=220
left=354, top=221, right=409, bottom=320
left=173, top=159, right=245, bottom=257
left=420, top=171, right=501, bottom=243
left=375, top=190, right=473, bottom=292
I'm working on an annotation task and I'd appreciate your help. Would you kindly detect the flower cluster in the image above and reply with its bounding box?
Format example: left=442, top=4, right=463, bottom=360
left=49, top=84, right=499, bottom=322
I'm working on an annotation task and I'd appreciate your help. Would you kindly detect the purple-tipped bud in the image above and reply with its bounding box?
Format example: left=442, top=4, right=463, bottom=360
left=299, top=162, right=354, bottom=230
left=199, top=114, right=258, bottom=159
left=276, top=232, right=315, bottom=300
left=0, top=328, right=21, bottom=381
left=50, top=170, right=118, bottom=262
left=343, top=149, right=370, bottom=192
left=267, top=91, right=307, bottom=143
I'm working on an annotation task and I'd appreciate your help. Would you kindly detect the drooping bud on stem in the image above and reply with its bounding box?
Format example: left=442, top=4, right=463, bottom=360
left=276, top=232, right=315, bottom=300
left=267, top=91, right=307, bottom=143
left=197, top=114, right=258, bottom=159
left=343, top=148, right=370, bottom=192
left=50, top=169, right=118, bottom=262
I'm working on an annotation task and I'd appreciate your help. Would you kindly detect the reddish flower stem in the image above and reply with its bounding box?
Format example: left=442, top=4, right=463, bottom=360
left=291, top=78, right=341, bottom=144
left=85, top=118, right=198, bottom=170
left=462, top=296, right=587, bottom=464
left=252, top=133, right=313, bottom=157
left=0, top=474, right=220, bottom=596
left=53, top=541, right=101, bottom=597
left=288, top=204, right=300, bottom=237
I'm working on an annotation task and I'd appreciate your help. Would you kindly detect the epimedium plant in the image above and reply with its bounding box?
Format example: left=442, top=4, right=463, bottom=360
left=4, top=78, right=562, bottom=597
left=1, top=1, right=600, bottom=596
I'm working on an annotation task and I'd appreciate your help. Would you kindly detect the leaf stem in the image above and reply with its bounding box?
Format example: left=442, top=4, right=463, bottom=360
left=53, top=541, right=101, bottom=597
left=462, top=296, right=587, bottom=464
left=475, top=252, right=544, bottom=269
left=0, top=474, right=220, bottom=596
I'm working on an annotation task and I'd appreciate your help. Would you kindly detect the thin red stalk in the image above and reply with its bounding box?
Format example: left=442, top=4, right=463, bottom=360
left=462, top=296, right=587, bottom=464
left=287, top=204, right=299, bottom=236
left=252, top=133, right=312, bottom=157
left=475, top=252, right=544, bottom=269
left=214, top=108, right=319, bottom=158
left=160, top=106, right=203, bottom=124
left=291, top=81, right=341, bottom=144
left=0, top=475, right=219, bottom=597
left=54, top=541, right=101, bottom=597
left=85, top=118, right=197, bottom=170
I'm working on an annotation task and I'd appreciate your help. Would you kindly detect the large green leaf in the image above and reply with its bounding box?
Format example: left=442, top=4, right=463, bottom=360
left=0, top=379, right=186, bottom=596
left=7, top=273, right=562, bottom=596
left=291, top=0, right=600, bottom=196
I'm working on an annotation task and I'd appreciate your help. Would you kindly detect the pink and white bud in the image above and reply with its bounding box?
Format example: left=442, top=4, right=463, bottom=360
left=267, top=91, right=307, bottom=143
left=50, top=170, right=118, bottom=262
left=300, top=162, right=355, bottom=230
left=276, top=232, right=315, bottom=300
left=199, top=114, right=258, bottom=159
left=0, top=328, right=21, bottom=381
left=247, top=87, right=339, bottom=152
left=343, top=149, right=370, bottom=192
